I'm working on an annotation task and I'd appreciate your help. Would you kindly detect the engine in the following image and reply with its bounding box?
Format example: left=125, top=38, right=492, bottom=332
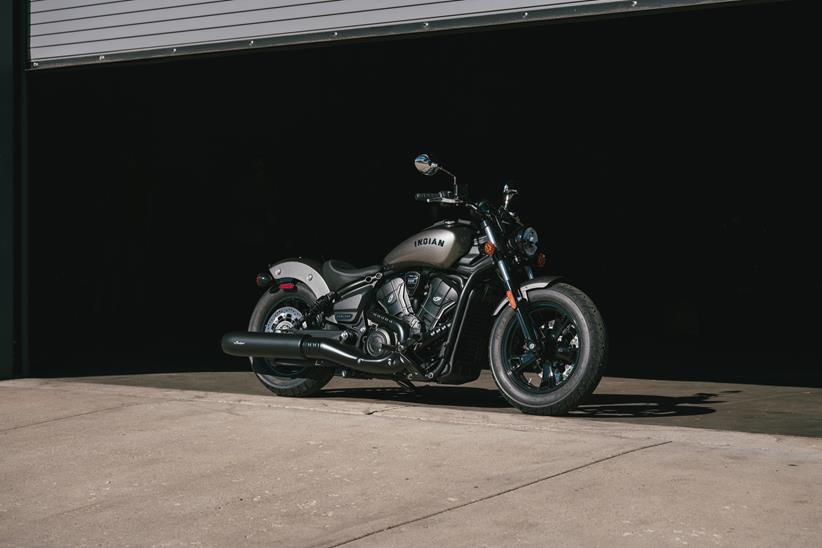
left=371, top=273, right=459, bottom=357
left=417, top=276, right=459, bottom=328
left=375, top=276, right=422, bottom=336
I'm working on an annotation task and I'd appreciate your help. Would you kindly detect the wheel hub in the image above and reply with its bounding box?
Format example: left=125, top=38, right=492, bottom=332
left=505, top=306, right=581, bottom=391
left=265, top=306, right=303, bottom=334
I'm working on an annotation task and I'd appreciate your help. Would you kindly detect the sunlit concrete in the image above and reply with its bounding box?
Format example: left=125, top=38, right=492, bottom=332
left=1, top=378, right=820, bottom=547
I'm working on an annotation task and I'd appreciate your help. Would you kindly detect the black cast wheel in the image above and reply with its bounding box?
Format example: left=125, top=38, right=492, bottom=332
left=489, top=283, right=607, bottom=415
left=248, top=284, right=334, bottom=397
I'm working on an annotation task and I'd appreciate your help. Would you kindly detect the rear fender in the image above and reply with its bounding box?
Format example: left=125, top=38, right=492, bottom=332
left=268, top=258, right=331, bottom=299
left=491, top=275, right=564, bottom=316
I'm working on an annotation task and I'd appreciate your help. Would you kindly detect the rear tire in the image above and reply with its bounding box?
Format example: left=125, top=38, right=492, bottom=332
left=489, top=283, right=607, bottom=415
left=249, top=285, right=334, bottom=397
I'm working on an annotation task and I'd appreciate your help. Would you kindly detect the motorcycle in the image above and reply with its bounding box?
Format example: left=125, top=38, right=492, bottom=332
left=222, top=154, right=607, bottom=415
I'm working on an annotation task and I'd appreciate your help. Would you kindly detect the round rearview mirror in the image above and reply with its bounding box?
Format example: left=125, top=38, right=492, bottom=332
left=414, top=154, right=440, bottom=176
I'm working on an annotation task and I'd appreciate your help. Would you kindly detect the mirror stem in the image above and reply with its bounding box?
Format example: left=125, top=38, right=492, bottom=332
left=437, top=167, right=457, bottom=197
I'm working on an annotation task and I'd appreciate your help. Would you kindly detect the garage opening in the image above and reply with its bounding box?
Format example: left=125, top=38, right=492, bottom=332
left=27, top=1, right=819, bottom=386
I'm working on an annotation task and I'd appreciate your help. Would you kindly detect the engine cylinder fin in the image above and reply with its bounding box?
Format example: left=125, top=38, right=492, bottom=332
left=418, top=276, right=460, bottom=330
left=375, top=276, right=422, bottom=336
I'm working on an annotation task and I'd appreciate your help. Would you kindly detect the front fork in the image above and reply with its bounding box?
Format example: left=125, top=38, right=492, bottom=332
left=482, top=222, right=542, bottom=368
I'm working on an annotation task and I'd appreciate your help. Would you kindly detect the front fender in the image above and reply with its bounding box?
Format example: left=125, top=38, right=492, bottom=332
left=492, top=275, right=564, bottom=316
left=268, top=258, right=331, bottom=298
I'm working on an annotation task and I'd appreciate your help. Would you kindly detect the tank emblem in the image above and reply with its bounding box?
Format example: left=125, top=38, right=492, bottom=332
left=414, top=238, right=446, bottom=248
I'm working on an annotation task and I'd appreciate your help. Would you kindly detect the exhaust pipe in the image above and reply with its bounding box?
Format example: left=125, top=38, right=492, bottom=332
left=221, top=331, right=418, bottom=376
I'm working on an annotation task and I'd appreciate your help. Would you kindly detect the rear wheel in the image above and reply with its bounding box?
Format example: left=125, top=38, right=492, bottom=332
left=489, top=283, right=607, bottom=415
left=249, top=285, right=334, bottom=397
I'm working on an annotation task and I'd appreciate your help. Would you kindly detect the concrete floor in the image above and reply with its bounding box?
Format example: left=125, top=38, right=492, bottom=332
left=1, top=376, right=821, bottom=547
left=69, top=371, right=822, bottom=438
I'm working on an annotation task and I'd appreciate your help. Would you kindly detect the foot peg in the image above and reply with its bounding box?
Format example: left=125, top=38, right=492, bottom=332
left=395, top=379, right=419, bottom=393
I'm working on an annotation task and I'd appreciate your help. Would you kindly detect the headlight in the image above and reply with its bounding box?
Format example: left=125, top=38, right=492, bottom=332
left=514, top=227, right=539, bottom=257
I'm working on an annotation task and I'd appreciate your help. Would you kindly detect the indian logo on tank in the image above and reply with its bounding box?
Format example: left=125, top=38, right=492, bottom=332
left=414, top=237, right=446, bottom=248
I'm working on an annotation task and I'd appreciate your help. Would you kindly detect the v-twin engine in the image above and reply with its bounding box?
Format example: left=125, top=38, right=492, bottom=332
left=375, top=274, right=459, bottom=336
left=375, top=277, right=421, bottom=335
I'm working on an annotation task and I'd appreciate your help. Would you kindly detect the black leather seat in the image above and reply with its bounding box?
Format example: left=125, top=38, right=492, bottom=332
left=322, top=260, right=380, bottom=291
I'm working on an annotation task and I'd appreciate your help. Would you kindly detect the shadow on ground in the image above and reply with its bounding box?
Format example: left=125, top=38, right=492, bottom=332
left=320, top=386, right=720, bottom=418
left=571, top=393, right=719, bottom=418
left=64, top=371, right=822, bottom=437
left=320, top=385, right=511, bottom=409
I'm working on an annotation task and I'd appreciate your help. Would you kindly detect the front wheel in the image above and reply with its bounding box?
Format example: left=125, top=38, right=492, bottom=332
left=489, top=283, right=607, bottom=415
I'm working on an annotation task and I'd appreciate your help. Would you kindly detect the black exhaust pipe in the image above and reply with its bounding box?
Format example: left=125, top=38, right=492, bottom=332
left=221, top=331, right=418, bottom=376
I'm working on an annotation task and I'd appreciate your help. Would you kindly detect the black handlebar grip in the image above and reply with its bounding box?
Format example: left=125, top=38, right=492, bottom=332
left=415, top=192, right=440, bottom=201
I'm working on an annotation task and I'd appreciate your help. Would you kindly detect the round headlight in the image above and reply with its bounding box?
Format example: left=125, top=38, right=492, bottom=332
left=516, top=227, right=539, bottom=257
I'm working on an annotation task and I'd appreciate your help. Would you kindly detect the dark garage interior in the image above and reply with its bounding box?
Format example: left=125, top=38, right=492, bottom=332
left=24, top=1, right=819, bottom=386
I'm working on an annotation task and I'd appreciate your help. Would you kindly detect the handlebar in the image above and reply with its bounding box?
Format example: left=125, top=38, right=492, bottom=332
left=414, top=192, right=444, bottom=202
left=414, top=190, right=510, bottom=226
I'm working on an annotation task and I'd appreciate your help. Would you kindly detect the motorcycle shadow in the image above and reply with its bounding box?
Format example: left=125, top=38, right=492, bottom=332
left=571, top=393, right=720, bottom=418
left=319, top=386, right=720, bottom=417
left=319, top=385, right=511, bottom=409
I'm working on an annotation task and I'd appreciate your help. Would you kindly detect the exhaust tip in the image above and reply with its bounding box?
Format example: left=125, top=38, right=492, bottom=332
left=221, top=331, right=307, bottom=358
left=221, top=332, right=250, bottom=356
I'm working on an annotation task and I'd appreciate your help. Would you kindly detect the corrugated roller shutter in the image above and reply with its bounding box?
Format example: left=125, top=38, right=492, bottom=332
left=29, top=0, right=740, bottom=68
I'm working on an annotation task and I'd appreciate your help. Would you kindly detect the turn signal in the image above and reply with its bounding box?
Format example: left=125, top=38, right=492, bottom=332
left=483, top=241, right=497, bottom=256
left=506, top=290, right=517, bottom=310
left=536, top=251, right=547, bottom=268
left=255, top=272, right=273, bottom=288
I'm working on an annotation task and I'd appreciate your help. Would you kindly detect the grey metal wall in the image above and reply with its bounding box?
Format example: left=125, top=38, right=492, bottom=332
left=30, top=0, right=740, bottom=68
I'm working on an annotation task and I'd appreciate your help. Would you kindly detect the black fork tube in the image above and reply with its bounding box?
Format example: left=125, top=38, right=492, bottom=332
left=481, top=220, right=539, bottom=352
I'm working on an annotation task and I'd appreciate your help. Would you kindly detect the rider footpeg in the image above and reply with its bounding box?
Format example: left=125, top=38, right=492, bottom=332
left=395, top=379, right=419, bottom=393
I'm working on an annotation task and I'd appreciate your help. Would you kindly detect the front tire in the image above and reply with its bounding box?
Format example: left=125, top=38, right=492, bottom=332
left=248, top=285, right=335, bottom=397
left=489, top=283, right=607, bottom=415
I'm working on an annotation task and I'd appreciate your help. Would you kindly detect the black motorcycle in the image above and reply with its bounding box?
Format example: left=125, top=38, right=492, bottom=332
left=222, top=155, right=607, bottom=415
